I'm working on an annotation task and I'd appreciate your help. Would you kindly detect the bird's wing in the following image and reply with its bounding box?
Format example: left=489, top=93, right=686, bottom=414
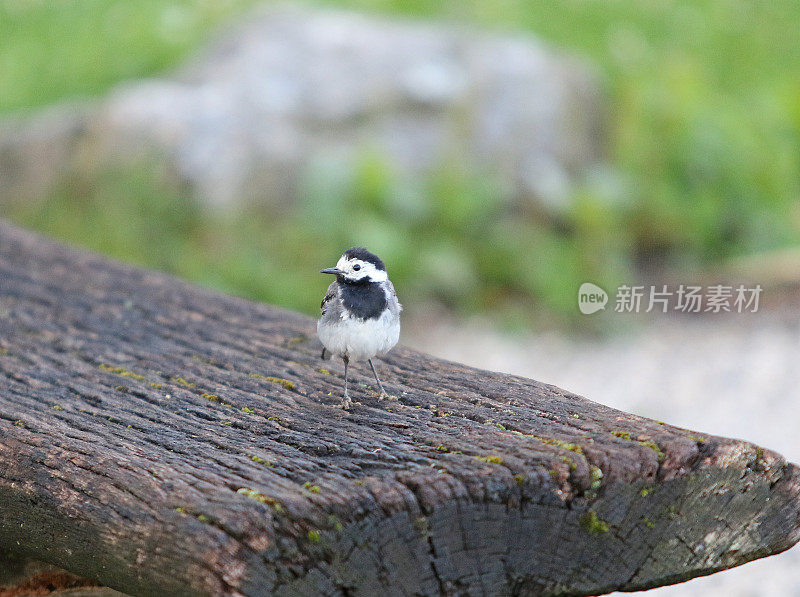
left=320, top=281, right=338, bottom=316
left=386, top=279, right=403, bottom=312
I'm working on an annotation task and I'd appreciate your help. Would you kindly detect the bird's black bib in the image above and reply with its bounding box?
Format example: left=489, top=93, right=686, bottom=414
left=339, top=278, right=387, bottom=321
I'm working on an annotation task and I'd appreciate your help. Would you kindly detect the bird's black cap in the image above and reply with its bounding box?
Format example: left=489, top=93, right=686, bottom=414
left=343, top=247, right=386, bottom=271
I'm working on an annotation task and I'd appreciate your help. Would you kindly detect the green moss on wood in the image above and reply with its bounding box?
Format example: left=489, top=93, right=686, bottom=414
left=190, top=354, right=216, bottom=365
left=303, top=481, right=321, bottom=493
left=414, top=516, right=429, bottom=537
left=236, top=488, right=283, bottom=513
left=99, top=363, right=145, bottom=380
left=580, top=511, right=609, bottom=535
left=266, top=416, right=289, bottom=426
left=249, top=373, right=296, bottom=390
left=611, top=430, right=632, bottom=440
left=534, top=436, right=584, bottom=455
left=328, top=516, right=343, bottom=532
left=611, top=430, right=665, bottom=461
left=589, top=466, right=603, bottom=490
left=640, top=440, right=665, bottom=461
left=476, top=455, right=504, bottom=464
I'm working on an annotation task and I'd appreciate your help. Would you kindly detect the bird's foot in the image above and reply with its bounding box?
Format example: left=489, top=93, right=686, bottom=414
left=341, top=392, right=352, bottom=410
left=376, top=390, right=397, bottom=401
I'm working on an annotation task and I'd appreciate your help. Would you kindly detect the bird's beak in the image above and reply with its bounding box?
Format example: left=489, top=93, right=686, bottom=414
left=320, top=267, right=343, bottom=275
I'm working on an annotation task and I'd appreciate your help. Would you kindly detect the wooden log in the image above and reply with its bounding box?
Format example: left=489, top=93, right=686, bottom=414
left=0, top=220, right=798, bottom=597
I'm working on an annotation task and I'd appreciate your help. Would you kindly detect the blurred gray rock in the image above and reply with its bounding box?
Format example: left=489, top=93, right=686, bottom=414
left=0, top=6, right=605, bottom=212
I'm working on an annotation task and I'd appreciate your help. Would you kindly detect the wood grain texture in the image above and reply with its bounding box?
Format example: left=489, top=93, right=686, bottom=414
left=0, top=221, right=798, bottom=597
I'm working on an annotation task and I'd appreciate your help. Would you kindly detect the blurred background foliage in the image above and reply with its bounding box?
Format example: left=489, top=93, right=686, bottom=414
left=2, top=0, right=799, bottom=328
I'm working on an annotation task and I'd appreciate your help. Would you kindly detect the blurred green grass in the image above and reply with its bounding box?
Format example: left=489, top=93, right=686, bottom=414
left=0, top=0, right=259, bottom=112
left=2, top=0, right=799, bottom=326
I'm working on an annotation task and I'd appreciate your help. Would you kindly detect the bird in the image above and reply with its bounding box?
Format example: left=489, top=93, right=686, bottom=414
left=317, top=247, right=401, bottom=409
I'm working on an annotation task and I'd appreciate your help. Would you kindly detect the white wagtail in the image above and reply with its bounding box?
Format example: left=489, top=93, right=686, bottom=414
left=318, top=247, right=401, bottom=408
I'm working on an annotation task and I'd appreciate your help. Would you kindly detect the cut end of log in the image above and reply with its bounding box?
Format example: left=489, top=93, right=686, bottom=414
left=0, top=221, right=798, bottom=596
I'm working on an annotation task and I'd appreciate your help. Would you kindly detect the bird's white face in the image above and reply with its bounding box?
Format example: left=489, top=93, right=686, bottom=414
left=335, top=255, right=388, bottom=283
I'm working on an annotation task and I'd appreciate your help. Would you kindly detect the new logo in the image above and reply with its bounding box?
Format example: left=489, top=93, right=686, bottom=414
left=578, top=282, right=608, bottom=315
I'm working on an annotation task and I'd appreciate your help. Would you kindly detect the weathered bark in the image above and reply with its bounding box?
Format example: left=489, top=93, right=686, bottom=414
left=0, top=221, right=798, bottom=597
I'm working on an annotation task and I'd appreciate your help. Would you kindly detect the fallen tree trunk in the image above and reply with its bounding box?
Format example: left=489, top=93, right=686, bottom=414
left=0, top=221, right=798, bottom=597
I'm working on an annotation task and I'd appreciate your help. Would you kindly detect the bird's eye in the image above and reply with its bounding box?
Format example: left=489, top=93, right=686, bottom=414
left=352, top=264, right=361, bottom=271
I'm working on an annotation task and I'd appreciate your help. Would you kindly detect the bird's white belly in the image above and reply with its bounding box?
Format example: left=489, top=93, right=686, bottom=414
left=317, top=311, right=400, bottom=361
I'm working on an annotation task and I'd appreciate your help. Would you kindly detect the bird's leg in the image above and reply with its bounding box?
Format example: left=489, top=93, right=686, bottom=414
left=342, top=355, right=352, bottom=409
left=368, top=358, right=388, bottom=400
